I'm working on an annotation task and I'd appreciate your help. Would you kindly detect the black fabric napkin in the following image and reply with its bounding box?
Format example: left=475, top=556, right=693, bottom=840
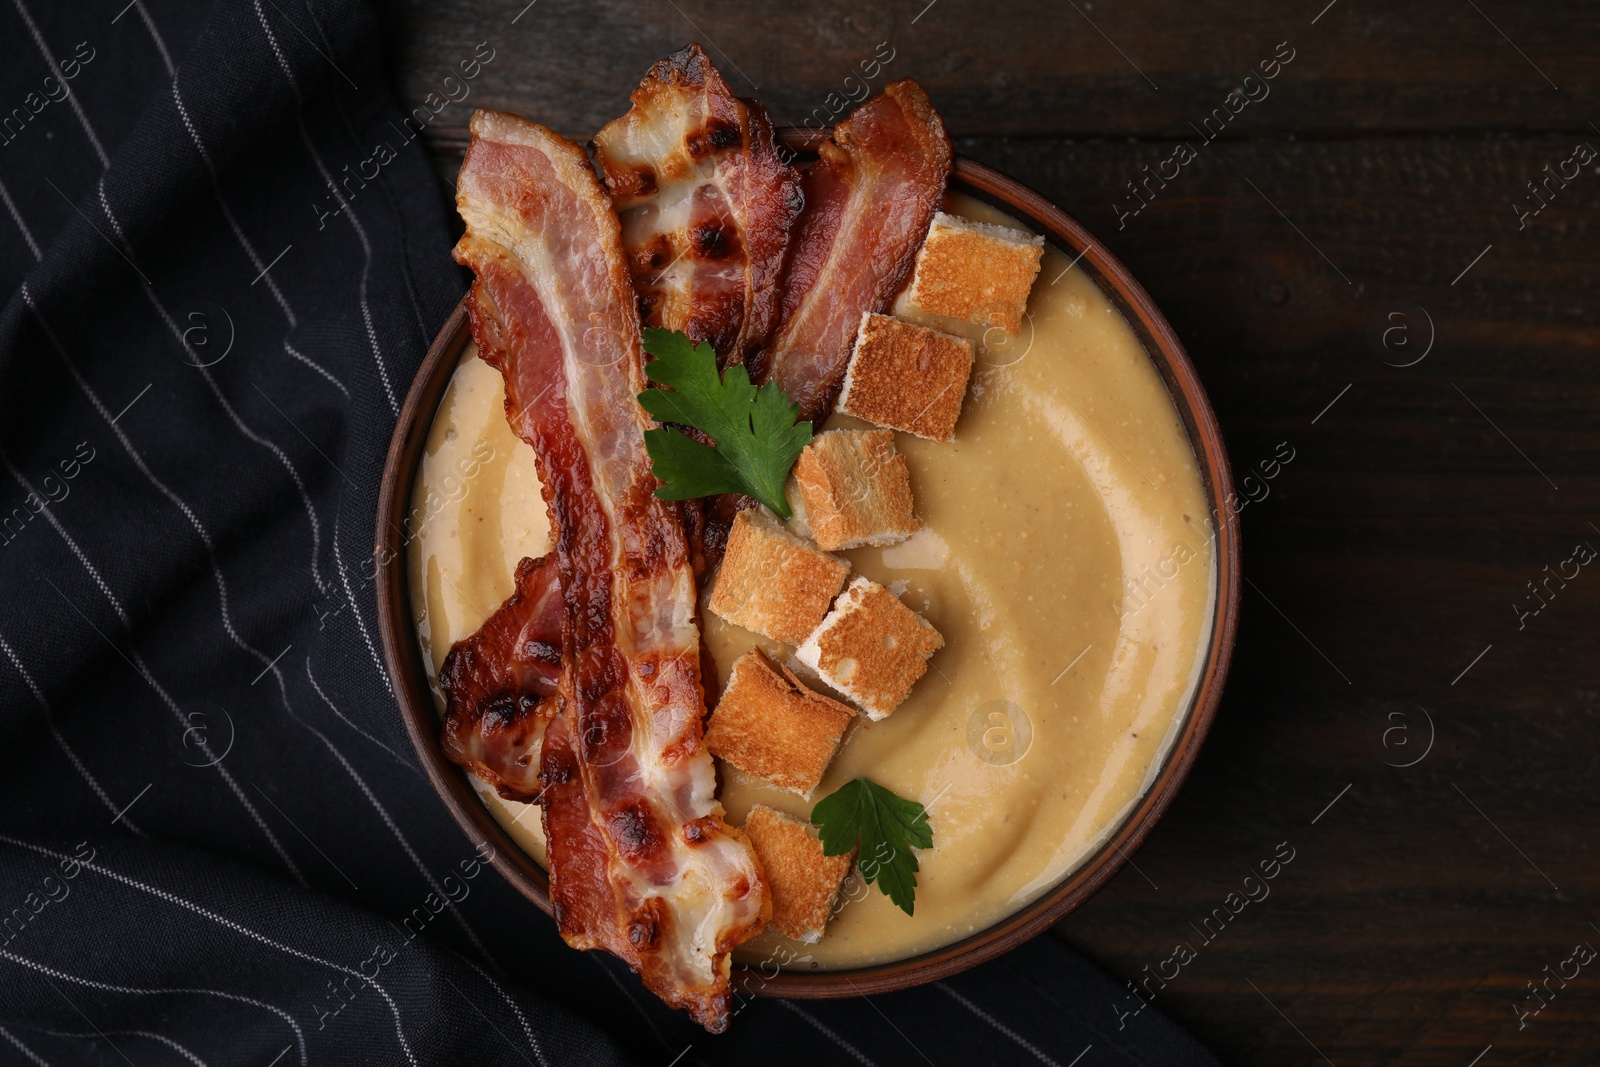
left=0, top=2, right=1221, bottom=1064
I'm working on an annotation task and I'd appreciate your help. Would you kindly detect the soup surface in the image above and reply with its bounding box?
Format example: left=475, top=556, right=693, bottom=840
left=408, top=195, right=1215, bottom=970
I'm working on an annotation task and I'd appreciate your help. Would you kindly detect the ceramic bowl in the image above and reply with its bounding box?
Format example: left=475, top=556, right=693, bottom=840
left=375, top=134, right=1240, bottom=999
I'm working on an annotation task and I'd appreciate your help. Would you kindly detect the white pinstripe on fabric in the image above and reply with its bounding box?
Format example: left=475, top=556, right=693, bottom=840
left=275, top=661, right=502, bottom=971
left=464, top=957, right=549, bottom=1067
left=92, top=188, right=330, bottom=599
left=12, top=291, right=309, bottom=887
left=0, top=948, right=306, bottom=1067
left=93, top=178, right=125, bottom=245
left=0, top=1024, right=51, bottom=1066
left=937, top=982, right=1064, bottom=1067
left=130, top=1030, right=208, bottom=1067
left=250, top=0, right=295, bottom=78
left=586, top=954, right=673, bottom=1055
left=123, top=0, right=351, bottom=407
left=250, top=0, right=400, bottom=414
left=9, top=0, right=108, bottom=168
left=0, top=175, right=42, bottom=261
left=38, top=1028, right=209, bottom=1067
left=304, top=655, right=408, bottom=766
left=130, top=0, right=174, bottom=77
left=283, top=341, right=350, bottom=398
left=247, top=0, right=424, bottom=697
left=0, top=833, right=419, bottom=1067
left=776, top=1000, right=882, bottom=1067
left=296, top=0, right=433, bottom=345
left=170, top=78, right=299, bottom=329
left=330, top=506, right=392, bottom=692
left=243, top=0, right=403, bottom=708
left=292, top=110, right=399, bottom=415
left=0, top=625, right=140, bottom=835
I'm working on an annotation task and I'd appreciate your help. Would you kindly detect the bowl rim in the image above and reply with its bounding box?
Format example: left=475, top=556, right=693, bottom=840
left=374, top=140, right=1240, bottom=1000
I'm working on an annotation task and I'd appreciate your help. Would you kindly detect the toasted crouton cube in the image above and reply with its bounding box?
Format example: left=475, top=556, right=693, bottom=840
left=709, top=508, right=850, bottom=645
left=902, top=211, right=1044, bottom=336
left=705, top=650, right=854, bottom=798
left=789, top=429, right=921, bottom=552
left=742, top=805, right=853, bottom=943
left=795, top=577, right=943, bottom=720
left=838, top=313, right=973, bottom=443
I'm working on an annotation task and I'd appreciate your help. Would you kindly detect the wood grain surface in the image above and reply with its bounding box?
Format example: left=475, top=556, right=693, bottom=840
left=379, top=2, right=1600, bottom=1063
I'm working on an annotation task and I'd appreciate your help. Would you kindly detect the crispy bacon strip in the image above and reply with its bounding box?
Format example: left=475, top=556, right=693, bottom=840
left=593, top=43, right=801, bottom=368
left=452, top=110, right=768, bottom=1033
left=752, top=79, right=952, bottom=423
left=439, top=555, right=562, bottom=803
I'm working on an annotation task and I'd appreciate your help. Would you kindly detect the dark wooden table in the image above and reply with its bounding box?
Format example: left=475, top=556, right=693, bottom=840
left=381, top=2, right=1600, bottom=1063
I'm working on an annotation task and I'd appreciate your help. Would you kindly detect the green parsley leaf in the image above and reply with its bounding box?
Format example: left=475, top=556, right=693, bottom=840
left=637, top=328, right=812, bottom=518
left=810, top=777, right=934, bottom=917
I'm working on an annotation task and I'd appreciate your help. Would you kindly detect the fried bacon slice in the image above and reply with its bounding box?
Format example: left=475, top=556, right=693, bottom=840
left=592, top=43, right=801, bottom=368
left=452, top=110, right=768, bottom=1033
left=440, top=554, right=562, bottom=803
left=751, top=79, right=952, bottom=423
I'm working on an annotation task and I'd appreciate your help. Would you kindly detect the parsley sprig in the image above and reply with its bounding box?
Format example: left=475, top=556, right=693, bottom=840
left=811, top=777, right=934, bottom=916
left=636, top=329, right=812, bottom=518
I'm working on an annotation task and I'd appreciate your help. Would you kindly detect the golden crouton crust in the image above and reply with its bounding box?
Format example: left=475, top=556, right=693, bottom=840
left=791, top=429, right=921, bottom=551
left=704, top=650, right=854, bottom=797
left=904, top=212, right=1044, bottom=335
left=708, top=509, right=850, bottom=645
left=742, top=805, right=854, bottom=943
left=797, top=577, right=944, bottom=719
left=839, top=313, right=973, bottom=443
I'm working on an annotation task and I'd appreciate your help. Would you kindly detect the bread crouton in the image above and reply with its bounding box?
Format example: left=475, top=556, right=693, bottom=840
left=705, top=650, right=854, bottom=798
left=838, top=313, right=973, bottom=442
left=789, top=429, right=920, bottom=552
left=902, top=211, right=1044, bottom=336
left=795, top=576, right=943, bottom=720
left=709, top=508, right=850, bottom=645
left=742, top=805, right=853, bottom=943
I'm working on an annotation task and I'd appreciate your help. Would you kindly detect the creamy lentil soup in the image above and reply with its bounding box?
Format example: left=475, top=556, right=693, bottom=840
left=408, top=195, right=1215, bottom=970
